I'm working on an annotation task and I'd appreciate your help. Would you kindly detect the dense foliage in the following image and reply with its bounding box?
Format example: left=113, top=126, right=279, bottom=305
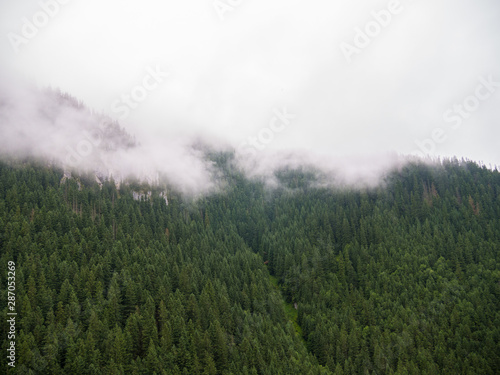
left=1, top=156, right=499, bottom=374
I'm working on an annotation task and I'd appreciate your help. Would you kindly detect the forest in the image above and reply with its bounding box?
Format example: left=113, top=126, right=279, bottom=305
left=0, top=154, right=499, bottom=374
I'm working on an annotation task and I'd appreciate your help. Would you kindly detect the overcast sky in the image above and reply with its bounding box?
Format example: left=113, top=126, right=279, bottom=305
left=1, top=0, right=499, bottom=169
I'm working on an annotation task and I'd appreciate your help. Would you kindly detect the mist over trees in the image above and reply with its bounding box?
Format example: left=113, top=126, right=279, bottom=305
left=0, top=154, right=499, bottom=374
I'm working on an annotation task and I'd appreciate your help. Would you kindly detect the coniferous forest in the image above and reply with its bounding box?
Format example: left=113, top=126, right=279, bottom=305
left=1, top=155, right=499, bottom=374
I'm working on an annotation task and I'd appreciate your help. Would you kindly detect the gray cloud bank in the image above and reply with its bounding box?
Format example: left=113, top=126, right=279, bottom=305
left=0, top=75, right=412, bottom=193
left=0, top=76, right=222, bottom=195
left=1, top=0, right=499, bottom=193
left=0, top=1, right=499, bottom=168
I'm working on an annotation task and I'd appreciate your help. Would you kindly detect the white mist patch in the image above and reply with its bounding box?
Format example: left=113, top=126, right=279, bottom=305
left=0, top=71, right=497, bottom=196
left=0, top=1, right=498, bottom=168
left=233, top=147, right=404, bottom=188
left=0, top=80, right=218, bottom=196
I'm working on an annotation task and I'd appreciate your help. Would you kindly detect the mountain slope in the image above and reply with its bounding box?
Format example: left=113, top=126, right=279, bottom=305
left=0, top=156, right=499, bottom=374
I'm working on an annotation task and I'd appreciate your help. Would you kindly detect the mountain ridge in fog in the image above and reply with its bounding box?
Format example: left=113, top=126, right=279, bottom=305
left=1, top=80, right=496, bottom=195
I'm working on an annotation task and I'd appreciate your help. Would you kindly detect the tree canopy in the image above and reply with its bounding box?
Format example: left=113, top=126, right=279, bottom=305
left=1, top=156, right=499, bottom=374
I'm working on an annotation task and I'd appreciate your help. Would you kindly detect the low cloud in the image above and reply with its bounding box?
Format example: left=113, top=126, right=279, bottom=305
left=1, top=0, right=498, bottom=174
left=0, top=77, right=222, bottom=196
left=0, top=75, right=411, bottom=194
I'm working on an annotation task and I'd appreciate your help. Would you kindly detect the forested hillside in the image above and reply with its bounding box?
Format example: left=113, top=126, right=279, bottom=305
left=1, top=155, right=499, bottom=374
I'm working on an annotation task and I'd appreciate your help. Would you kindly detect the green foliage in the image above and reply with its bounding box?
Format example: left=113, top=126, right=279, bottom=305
left=0, top=156, right=499, bottom=374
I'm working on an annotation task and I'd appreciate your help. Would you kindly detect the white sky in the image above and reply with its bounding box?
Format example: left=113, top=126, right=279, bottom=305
left=1, top=0, right=499, bottom=167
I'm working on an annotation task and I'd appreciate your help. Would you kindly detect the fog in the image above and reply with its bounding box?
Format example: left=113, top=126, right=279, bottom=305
left=0, top=0, right=499, bottom=193
left=0, top=75, right=225, bottom=195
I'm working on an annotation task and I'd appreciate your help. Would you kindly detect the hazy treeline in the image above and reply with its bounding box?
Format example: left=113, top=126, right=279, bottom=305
left=0, top=155, right=499, bottom=374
